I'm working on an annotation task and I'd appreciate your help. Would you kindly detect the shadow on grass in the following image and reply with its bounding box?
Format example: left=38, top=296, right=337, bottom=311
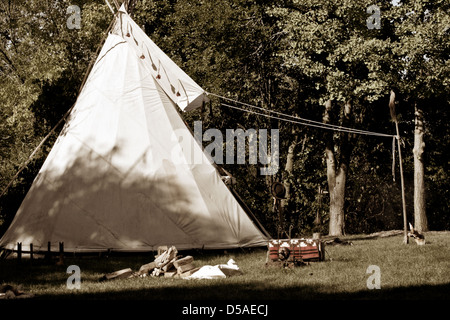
left=29, top=280, right=450, bottom=301
left=1, top=248, right=449, bottom=301
left=5, top=283, right=447, bottom=319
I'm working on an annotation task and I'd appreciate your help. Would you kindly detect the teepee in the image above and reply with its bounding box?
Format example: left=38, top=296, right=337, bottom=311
left=0, top=6, right=269, bottom=252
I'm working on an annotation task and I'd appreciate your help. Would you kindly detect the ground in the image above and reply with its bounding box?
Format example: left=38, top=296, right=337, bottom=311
left=0, top=230, right=449, bottom=303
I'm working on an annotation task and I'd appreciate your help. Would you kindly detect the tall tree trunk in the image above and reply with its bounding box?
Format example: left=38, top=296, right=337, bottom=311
left=323, top=100, right=354, bottom=236
left=326, top=158, right=348, bottom=236
left=281, top=129, right=304, bottom=209
left=413, top=103, right=428, bottom=232
left=281, top=133, right=297, bottom=208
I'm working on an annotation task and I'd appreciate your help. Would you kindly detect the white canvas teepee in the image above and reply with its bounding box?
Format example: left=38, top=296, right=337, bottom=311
left=0, top=6, right=269, bottom=252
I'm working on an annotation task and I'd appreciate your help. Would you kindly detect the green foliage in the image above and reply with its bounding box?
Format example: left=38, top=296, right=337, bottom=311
left=0, top=0, right=448, bottom=236
left=0, top=0, right=110, bottom=230
left=390, top=0, right=449, bottom=99
left=268, top=0, right=449, bottom=234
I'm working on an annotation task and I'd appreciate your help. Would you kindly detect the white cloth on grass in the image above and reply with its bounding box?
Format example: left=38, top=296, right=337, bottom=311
left=186, top=259, right=243, bottom=280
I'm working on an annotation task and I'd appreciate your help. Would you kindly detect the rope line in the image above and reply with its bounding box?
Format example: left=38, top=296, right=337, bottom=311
left=211, top=93, right=395, bottom=138
left=208, top=92, right=372, bottom=135
left=214, top=93, right=399, bottom=184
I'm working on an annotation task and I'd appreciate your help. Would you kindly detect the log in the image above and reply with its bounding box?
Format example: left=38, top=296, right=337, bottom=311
left=162, top=257, right=178, bottom=272
left=157, top=246, right=168, bottom=256
left=164, top=269, right=178, bottom=278
left=151, top=268, right=162, bottom=277
left=173, top=256, right=193, bottom=268
left=154, top=246, right=178, bottom=267
left=178, top=267, right=201, bottom=278
left=176, top=262, right=196, bottom=274
left=138, top=262, right=156, bottom=276
left=101, top=268, right=134, bottom=281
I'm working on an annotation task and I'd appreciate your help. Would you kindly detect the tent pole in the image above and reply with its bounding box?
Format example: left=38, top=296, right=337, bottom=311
left=389, top=90, right=408, bottom=244
left=112, top=0, right=121, bottom=11
left=104, top=0, right=115, bottom=14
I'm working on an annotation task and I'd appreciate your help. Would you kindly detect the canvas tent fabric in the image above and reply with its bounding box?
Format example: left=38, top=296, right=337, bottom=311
left=0, top=7, right=269, bottom=253
left=114, top=6, right=208, bottom=112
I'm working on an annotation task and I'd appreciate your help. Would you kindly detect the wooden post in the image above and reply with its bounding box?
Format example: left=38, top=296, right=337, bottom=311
left=396, top=133, right=408, bottom=244
left=30, top=243, right=34, bottom=261
left=46, top=241, right=52, bottom=261
left=389, top=90, right=408, bottom=244
left=58, top=242, right=65, bottom=265
left=17, top=242, right=22, bottom=263
left=59, top=242, right=64, bottom=260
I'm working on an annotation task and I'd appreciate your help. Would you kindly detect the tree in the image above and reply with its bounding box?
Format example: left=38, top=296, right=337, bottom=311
left=271, top=0, right=393, bottom=236
left=390, top=0, right=449, bottom=232
left=2, top=0, right=448, bottom=238
left=0, top=0, right=111, bottom=231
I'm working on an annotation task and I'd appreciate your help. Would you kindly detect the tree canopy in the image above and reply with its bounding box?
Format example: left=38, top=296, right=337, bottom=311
left=1, top=0, right=448, bottom=237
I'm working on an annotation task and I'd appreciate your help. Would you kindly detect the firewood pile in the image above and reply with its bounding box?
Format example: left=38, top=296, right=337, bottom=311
left=139, top=246, right=200, bottom=278
left=100, top=246, right=199, bottom=281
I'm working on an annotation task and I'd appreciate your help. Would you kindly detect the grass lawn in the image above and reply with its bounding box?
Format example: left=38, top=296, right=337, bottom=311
left=1, top=231, right=449, bottom=301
